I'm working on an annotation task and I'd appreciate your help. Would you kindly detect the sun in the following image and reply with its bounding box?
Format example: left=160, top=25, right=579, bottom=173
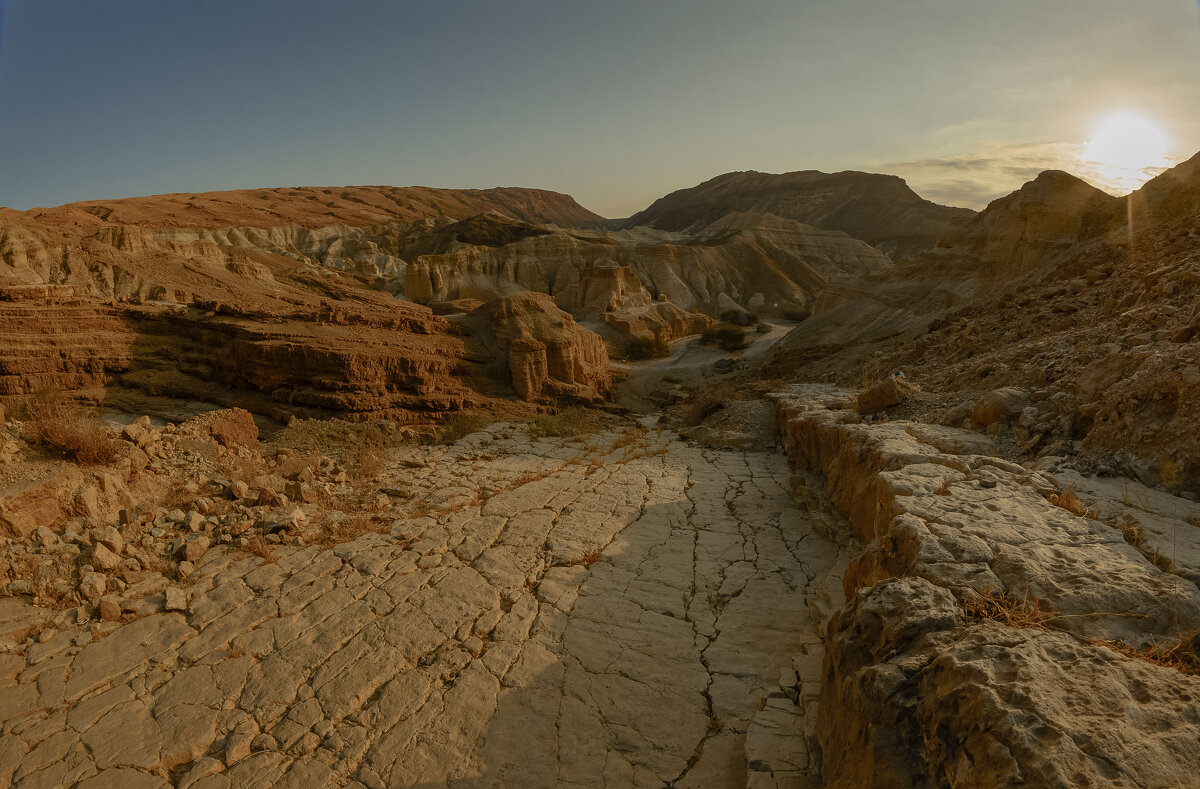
left=1080, top=111, right=1172, bottom=193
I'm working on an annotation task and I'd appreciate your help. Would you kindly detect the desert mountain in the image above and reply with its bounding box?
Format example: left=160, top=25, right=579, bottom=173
left=621, top=169, right=974, bottom=259
left=18, top=184, right=604, bottom=231
left=773, top=150, right=1200, bottom=487
left=1130, top=148, right=1200, bottom=228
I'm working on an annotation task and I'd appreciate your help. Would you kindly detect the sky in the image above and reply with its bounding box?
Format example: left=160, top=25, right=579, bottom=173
left=1, top=0, right=1199, bottom=217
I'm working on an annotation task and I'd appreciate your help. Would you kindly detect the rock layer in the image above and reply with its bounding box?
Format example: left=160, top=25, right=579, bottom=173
left=772, top=385, right=1200, bottom=788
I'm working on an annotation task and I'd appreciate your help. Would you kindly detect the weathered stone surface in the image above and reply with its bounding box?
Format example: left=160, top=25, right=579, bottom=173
left=0, top=425, right=838, bottom=786
left=773, top=384, right=1200, bottom=788
left=970, top=387, right=1028, bottom=426
left=468, top=292, right=612, bottom=402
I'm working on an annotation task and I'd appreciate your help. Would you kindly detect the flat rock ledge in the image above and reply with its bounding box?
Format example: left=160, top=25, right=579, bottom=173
left=771, top=385, right=1200, bottom=789
left=0, top=425, right=844, bottom=788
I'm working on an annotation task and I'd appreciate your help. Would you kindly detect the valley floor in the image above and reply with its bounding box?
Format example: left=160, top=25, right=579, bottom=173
left=1, top=425, right=841, bottom=788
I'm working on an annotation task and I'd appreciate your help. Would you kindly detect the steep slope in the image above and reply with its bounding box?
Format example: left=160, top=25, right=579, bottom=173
left=1130, top=149, right=1200, bottom=229
left=771, top=154, right=1200, bottom=489
left=622, top=169, right=974, bottom=259
left=932, top=169, right=1119, bottom=281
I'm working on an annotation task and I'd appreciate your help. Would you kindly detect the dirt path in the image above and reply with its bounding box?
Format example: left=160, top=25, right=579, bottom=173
left=614, top=319, right=795, bottom=412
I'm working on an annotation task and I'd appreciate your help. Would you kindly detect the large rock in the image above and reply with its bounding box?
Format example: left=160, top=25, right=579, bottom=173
left=469, top=292, right=611, bottom=402
left=822, top=577, right=1200, bottom=789
left=773, top=386, right=1200, bottom=785
left=970, top=387, right=1028, bottom=426
left=179, top=408, right=259, bottom=449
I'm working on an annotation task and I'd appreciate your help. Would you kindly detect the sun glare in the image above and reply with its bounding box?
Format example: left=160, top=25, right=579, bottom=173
left=1081, top=111, right=1172, bottom=193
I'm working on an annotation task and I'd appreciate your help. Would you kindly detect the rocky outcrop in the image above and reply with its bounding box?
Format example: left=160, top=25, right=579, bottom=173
left=771, top=385, right=1200, bottom=787
left=932, top=170, right=1119, bottom=282
left=622, top=169, right=974, bottom=259
left=400, top=213, right=892, bottom=321
left=823, top=576, right=1200, bottom=789
left=467, top=292, right=611, bottom=402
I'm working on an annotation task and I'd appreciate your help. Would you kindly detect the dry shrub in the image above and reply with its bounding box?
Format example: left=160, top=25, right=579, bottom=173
left=428, top=413, right=489, bottom=445
left=316, top=513, right=390, bottom=546
left=352, top=440, right=384, bottom=482
left=1046, top=484, right=1090, bottom=517
left=244, top=536, right=275, bottom=562
left=529, top=406, right=606, bottom=438
left=1091, top=630, right=1200, bottom=675
left=610, top=427, right=647, bottom=452
left=961, top=590, right=1056, bottom=629
left=22, top=387, right=121, bottom=465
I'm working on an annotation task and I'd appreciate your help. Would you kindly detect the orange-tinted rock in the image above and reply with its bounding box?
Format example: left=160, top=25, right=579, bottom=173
left=178, top=408, right=259, bottom=449
left=469, top=293, right=611, bottom=402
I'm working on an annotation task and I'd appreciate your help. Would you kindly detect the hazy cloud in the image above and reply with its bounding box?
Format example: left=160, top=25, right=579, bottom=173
left=876, top=142, right=1179, bottom=209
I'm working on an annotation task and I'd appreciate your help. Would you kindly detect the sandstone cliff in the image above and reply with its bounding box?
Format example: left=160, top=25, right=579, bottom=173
left=463, top=292, right=611, bottom=402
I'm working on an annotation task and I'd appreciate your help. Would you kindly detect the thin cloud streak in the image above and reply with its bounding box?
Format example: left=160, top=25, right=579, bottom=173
left=876, top=142, right=1180, bottom=210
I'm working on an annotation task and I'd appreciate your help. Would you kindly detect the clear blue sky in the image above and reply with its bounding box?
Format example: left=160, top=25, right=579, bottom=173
left=1, top=0, right=1198, bottom=216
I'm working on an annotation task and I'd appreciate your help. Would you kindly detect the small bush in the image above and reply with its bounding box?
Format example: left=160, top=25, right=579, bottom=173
left=1047, top=484, right=1091, bottom=517
left=625, top=336, right=670, bottom=361
left=428, top=413, right=489, bottom=445
left=700, top=323, right=747, bottom=351
left=529, top=407, right=606, bottom=438
left=22, top=388, right=121, bottom=465
left=962, top=590, right=1055, bottom=629
left=718, top=310, right=758, bottom=327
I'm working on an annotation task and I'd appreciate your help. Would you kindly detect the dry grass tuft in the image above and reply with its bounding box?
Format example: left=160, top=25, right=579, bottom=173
left=529, top=406, right=607, bottom=438
left=244, top=536, right=275, bottom=562
left=1091, top=630, right=1200, bottom=675
left=316, top=514, right=391, bottom=546
left=554, top=547, right=605, bottom=568
left=1100, top=511, right=1177, bottom=573
left=1046, top=483, right=1091, bottom=517
left=21, top=387, right=122, bottom=465
left=429, top=413, right=490, bottom=445
left=610, top=427, right=647, bottom=452
left=962, top=589, right=1056, bottom=629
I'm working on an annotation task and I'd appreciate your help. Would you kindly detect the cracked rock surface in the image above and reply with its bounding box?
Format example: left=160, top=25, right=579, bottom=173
left=0, top=425, right=839, bottom=788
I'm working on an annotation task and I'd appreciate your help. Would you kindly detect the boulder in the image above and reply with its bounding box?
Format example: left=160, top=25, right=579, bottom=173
left=179, top=408, right=259, bottom=450
left=91, top=525, right=123, bottom=554
left=971, top=387, right=1028, bottom=426
left=79, top=572, right=107, bottom=600
left=469, top=292, right=611, bottom=402
left=857, top=377, right=909, bottom=415
left=90, top=543, right=122, bottom=572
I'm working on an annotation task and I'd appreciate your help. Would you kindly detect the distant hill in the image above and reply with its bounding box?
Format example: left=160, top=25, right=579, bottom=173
left=621, top=169, right=974, bottom=259
left=17, top=184, right=606, bottom=231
